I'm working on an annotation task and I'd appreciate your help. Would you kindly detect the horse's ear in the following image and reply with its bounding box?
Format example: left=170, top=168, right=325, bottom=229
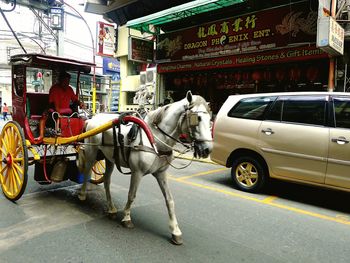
left=186, top=90, right=193, bottom=104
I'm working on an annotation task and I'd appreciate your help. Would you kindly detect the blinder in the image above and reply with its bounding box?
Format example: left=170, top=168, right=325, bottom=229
left=184, top=108, right=208, bottom=142
left=188, top=112, right=200, bottom=127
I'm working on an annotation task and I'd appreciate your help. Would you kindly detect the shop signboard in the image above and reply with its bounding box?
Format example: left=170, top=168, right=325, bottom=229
left=103, top=57, right=120, bottom=81
left=158, top=46, right=328, bottom=73
left=128, top=37, right=154, bottom=63
left=156, top=2, right=318, bottom=62
left=97, top=21, right=116, bottom=57
left=316, top=16, right=344, bottom=56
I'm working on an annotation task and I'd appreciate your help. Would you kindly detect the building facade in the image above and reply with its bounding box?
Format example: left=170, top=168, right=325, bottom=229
left=156, top=1, right=333, bottom=114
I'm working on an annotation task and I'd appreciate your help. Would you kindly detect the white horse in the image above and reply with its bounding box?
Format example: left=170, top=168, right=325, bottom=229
left=78, top=91, right=213, bottom=245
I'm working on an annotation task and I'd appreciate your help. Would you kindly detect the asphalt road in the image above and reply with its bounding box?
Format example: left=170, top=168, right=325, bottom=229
left=1, top=119, right=350, bottom=262
left=0, top=152, right=350, bottom=263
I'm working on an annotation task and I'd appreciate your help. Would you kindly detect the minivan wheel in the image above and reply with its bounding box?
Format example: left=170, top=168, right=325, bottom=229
left=231, top=156, right=267, bottom=193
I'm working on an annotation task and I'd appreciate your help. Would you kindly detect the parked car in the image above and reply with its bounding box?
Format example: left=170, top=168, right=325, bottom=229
left=211, top=92, right=350, bottom=193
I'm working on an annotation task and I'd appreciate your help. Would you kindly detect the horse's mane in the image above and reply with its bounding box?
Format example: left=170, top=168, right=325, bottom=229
left=148, top=105, right=170, bottom=125
left=148, top=95, right=209, bottom=125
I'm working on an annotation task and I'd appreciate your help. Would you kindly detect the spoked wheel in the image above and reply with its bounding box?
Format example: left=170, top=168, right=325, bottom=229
left=0, top=121, right=28, bottom=201
left=90, top=159, right=105, bottom=184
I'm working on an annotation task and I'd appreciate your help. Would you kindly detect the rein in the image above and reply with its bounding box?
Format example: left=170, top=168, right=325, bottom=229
left=154, top=123, right=192, bottom=151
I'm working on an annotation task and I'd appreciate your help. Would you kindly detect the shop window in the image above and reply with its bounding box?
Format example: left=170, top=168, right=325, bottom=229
left=127, top=61, right=143, bottom=76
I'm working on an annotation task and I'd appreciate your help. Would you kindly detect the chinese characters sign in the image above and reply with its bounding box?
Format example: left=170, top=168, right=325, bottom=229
left=128, top=37, right=154, bottom=63
left=156, top=2, right=318, bottom=62
left=97, top=21, right=115, bottom=57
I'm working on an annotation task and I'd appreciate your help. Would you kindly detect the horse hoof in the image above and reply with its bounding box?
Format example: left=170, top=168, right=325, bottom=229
left=108, top=212, right=117, bottom=220
left=78, top=194, right=86, bottom=201
left=171, top=234, right=183, bottom=245
left=121, top=220, right=134, bottom=229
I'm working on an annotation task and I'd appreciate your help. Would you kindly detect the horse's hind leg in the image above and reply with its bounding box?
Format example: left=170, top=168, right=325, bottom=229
left=154, top=171, right=183, bottom=245
left=121, top=171, right=143, bottom=229
left=104, top=159, right=117, bottom=217
left=77, top=146, right=95, bottom=201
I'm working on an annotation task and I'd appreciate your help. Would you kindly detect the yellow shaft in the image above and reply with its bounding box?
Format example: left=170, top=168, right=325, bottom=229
left=43, top=119, right=114, bottom=145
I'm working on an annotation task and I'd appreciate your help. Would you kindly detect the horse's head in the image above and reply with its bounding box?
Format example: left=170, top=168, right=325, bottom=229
left=180, top=91, right=213, bottom=158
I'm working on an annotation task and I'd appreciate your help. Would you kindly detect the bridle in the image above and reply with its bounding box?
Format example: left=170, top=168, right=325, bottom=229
left=152, top=104, right=212, bottom=150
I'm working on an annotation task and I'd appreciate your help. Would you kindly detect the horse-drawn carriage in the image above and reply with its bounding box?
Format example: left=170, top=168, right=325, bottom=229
left=1, top=53, right=213, bottom=245
left=0, top=53, right=153, bottom=201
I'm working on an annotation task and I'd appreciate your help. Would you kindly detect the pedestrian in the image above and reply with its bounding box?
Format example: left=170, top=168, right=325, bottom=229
left=2, top=103, right=9, bottom=121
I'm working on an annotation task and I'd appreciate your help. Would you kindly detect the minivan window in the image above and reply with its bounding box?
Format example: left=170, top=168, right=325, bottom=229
left=268, top=96, right=326, bottom=125
left=228, top=96, right=276, bottom=120
left=333, top=97, right=350, bottom=129
left=266, top=100, right=283, bottom=121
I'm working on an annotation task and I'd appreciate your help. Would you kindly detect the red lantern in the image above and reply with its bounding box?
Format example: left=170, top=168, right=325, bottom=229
left=289, top=67, right=301, bottom=81
left=252, top=70, right=262, bottom=81
left=306, top=66, right=319, bottom=82
left=234, top=72, right=242, bottom=81
left=275, top=69, right=286, bottom=81
left=263, top=70, right=272, bottom=81
left=174, top=78, right=182, bottom=86
left=201, top=74, right=208, bottom=86
left=242, top=71, right=250, bottom=81
left=182, top=76, right=189, bottom=85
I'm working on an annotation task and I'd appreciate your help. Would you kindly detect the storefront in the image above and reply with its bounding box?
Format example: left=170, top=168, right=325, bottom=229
left=155, top=1, right=330, bottom=114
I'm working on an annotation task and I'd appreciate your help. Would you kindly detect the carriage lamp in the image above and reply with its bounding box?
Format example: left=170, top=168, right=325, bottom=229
left=49, top=7, right=64, bottom=30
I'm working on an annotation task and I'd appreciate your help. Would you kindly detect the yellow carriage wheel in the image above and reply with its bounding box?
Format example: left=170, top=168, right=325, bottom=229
left=0, top=121, right=28, bottom=201
left=90, top=159, right=105, bottom=184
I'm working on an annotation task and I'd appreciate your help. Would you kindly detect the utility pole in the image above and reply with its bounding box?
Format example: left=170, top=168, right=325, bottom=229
left=57, top=29, right=64, bottom=56
left=328, top=0, right=338, bottom=91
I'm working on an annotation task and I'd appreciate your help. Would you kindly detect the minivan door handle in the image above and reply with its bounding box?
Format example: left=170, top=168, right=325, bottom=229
left=331, top=136, right=350, bottom=145
left=261, top=128, right=274, bottom=136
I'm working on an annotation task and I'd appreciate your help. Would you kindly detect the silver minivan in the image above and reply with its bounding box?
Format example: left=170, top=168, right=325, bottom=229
left=211, top=92, right=350, bottom=193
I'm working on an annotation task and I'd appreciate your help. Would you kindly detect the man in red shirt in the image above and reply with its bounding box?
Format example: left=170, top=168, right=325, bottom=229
left=48, top=72, right=83, bottom=115
left=35, top=72, right=84, bottom=143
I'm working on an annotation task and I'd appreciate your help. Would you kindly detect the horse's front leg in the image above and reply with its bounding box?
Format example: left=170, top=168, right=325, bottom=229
left=154, top=171, right=183, bottom=245
left=104, top=159, right=117, bottom=217
left=121, top=171, right=143, bottom=229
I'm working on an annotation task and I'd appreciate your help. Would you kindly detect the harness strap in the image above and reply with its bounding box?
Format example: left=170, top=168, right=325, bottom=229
left=112, top=121, right=131, bottom=175
left=133, top=145, right=172, bottom=157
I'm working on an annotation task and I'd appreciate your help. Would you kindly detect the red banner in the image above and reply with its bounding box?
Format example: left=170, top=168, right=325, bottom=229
left=157, top=46, right=328, bottom=73
left=156, top=2, right=318, bottom=62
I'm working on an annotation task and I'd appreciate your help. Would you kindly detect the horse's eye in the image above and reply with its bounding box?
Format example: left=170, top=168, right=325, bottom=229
left=198, top=116, right=202, bottom=122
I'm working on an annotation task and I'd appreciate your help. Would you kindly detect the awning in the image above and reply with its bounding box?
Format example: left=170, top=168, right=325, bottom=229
left=126, top=0, right=246, bottom=34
